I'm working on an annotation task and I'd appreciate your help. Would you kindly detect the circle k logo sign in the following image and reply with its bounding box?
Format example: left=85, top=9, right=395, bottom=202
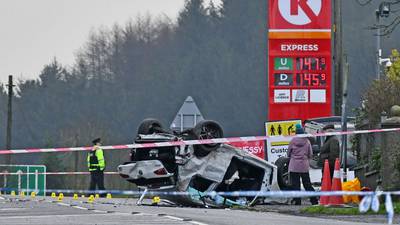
left=278, top=0, right=322, bottom=25
left=269, top=0, right=331, bottom=29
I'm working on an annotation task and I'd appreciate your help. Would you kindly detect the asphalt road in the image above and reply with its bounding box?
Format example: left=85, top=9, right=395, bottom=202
left=0, top=195, right=392, bottom=225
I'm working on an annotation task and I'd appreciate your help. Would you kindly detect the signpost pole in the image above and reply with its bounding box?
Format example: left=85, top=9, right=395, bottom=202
left=340, top=57, right=349, bottom=181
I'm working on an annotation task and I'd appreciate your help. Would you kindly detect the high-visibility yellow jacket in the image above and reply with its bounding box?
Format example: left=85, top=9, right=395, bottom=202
left=87, top=147, right=105, bottom=171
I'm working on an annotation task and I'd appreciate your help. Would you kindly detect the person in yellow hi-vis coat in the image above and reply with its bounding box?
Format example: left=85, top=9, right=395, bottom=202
left=88, top=138, right=106, bottom=194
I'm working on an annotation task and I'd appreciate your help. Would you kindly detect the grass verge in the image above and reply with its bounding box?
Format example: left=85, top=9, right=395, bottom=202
left=301, top=202, right=400, bottom=215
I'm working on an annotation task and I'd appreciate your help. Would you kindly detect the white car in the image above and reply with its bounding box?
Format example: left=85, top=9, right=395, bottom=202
left=118, top=118, right=280, bottom=207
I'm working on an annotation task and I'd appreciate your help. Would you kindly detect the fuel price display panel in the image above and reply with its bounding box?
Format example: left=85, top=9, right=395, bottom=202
left=268, top=39, right=332, bottom=121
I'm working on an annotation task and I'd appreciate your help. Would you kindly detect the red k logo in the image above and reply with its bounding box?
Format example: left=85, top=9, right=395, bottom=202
left=279, top=0, right=322, bottom=25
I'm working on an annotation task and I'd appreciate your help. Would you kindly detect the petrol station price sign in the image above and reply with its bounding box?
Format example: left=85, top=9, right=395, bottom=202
left=267, top=0, right=332, bottom=121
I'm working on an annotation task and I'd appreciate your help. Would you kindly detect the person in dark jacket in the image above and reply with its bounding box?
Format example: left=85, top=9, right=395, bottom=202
left=319, top=124, right=340, bottom=179
left=287, top=124, right=318, bottom=205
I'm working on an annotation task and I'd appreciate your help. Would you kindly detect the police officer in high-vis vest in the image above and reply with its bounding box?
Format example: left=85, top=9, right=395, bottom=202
left=88, top=138, right=105, bottom=193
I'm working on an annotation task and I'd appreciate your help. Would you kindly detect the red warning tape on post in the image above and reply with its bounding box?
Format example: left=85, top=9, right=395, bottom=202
left=0, top=127, right=399, bottom=155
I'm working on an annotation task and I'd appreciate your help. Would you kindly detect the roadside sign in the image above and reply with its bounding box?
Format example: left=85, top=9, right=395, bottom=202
left=265, top=120, right=301, bottom=163
left=0, top=165, right=46, bottom=196
left=229, top=140, right=265, bottom=159
left=266, top=120, right=301, bottom=136
left=268, top=0, right=332, bottom=121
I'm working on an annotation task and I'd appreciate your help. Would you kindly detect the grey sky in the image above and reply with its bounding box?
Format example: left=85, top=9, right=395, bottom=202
left=0, top=0, right=192, bottom=84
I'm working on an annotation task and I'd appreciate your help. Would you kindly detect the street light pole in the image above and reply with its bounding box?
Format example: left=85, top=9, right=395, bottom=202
left=376, top=10, right=381, bottom=79
left=376, top=2, right=391, bottom=79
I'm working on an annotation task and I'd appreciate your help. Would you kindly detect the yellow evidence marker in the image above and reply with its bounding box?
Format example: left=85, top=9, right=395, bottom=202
left=106, top=193, right=112, bottom=199
left=95, top=194, right=100, bottom=199
left=58, top=193, right=64, bottom=202
left=30, top=192, right=36, bottom=198
left=88, top=195, right=95, bottom=203
left=152, top=196, right=161, bottom=205
left=51, top=192, right=56, bottom=198
left=11, top=191, right=16, bottom=196
left=73, top=194, right=79, bottom=200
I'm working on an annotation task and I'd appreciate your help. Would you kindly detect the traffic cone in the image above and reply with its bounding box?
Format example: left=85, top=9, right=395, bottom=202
left=329, top=158, right=344, bottom=205
left=320, top=159, right=332, bottom=205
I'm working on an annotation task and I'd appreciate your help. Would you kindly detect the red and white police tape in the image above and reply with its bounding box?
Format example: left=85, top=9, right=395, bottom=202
left=0, top=127, right=399, bottom=155
left=0, top=172, right=118, bottom=175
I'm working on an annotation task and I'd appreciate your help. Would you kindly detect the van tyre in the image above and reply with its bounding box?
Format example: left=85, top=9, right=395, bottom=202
left=275, top=157, right=292, bottom=190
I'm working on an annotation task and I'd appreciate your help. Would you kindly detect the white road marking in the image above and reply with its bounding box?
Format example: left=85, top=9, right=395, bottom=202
left=163, top=215, right=209, bottom=225
left=57, top=203, right=70, bottom=207
left=164, top=215, right=184, bottom=221
left=0, top=208, right=26, bottom=211
left=72, top=206, right=88, bottom=210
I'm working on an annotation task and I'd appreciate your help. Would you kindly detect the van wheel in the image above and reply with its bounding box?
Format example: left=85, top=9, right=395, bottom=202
left=275, top=157, right=292, bottom=190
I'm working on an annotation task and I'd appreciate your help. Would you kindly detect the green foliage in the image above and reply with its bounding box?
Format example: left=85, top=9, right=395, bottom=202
left=361, top=49, right=400, bottom=124
left=387, top=49, right=400, bottom=81
left=370, top=148, right=382, bottom=171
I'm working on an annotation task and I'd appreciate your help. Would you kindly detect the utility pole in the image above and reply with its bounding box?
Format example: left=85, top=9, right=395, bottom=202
left=341, top=56, right=349, bottom=181
left=333, top=0, right=343, bottom=115
left=6, top=75, right=15, bottom=165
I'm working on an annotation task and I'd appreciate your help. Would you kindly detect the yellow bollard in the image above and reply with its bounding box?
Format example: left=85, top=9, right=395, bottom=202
left=51, top=192, right=56, bottom=198
left=73, top=194, right=78, bottom=200
left=106, top=193, right=112, bottom=199
left=88, top=195, right=95, bottom=204
left=30, top=192, right=36, bottom=198
left=95, top=194, right=100, bottom=199
left=152, top=196, right=160, bottom=205
left=58, top=193, right=64, bottom=202
left=11, top=191, right=16, bottom=196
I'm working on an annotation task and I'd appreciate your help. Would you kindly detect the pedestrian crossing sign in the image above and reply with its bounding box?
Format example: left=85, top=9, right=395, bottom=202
left=265, top=120, right=302, bottom=136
